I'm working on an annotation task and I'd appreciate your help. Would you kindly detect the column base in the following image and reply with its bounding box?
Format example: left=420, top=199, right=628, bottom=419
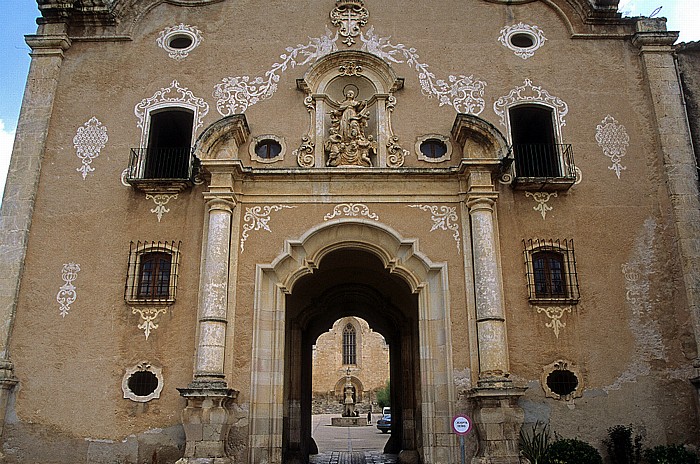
left=469, top=385, right=527, bottom=464
left=177, top=383, right=239, bottom=462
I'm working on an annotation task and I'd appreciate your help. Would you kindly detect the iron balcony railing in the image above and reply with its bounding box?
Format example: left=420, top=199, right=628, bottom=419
left=125, top=147, right=199, bottom=193
left=511, top=143, right=577, bottom=182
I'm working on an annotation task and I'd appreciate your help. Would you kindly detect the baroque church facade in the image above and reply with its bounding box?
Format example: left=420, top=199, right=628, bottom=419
left=1, top=0, right=699, bottom=463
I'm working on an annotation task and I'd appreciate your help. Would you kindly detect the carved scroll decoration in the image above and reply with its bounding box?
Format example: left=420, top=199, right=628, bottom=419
left=408, top=205, right=461, bottom=254
left=57, top=263, right=81, bottom=318
left=525, top=191, right=557, bottom=219
left=330, top=0, right=369, bottom=46
left=240, top=205, right=297, bottom=252
left=324, top=203, right=379, bottom=221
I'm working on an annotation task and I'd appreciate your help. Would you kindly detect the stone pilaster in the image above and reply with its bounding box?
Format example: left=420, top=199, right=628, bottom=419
left=633, top=19, right=700, bottom=388
left=0, top=26, right=70, bottom=440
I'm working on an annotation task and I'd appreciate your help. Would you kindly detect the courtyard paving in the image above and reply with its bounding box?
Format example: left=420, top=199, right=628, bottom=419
left=309, top=414, right=397, bottom=464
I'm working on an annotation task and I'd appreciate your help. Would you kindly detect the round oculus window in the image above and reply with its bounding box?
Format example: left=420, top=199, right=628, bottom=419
left=546, top=369, right=578, bottom=397
left=168, top=34, right=194, bottom=50
left=420, top=139, right=448, bottom=159
left=127, top=370, right=159, bottom=397
left=510, top=32, right=536, bottom=49
left=255, top=139, right=282, bottom=159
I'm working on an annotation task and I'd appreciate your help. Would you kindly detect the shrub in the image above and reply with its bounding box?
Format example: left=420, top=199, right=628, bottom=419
left=375, top=380, right=390, bottom=409
left=519, top=421, right=550, bottom=464
left=644, top=445, right=699, bottom=464
left=542, top=438, right=603, bottom=464
left=604, top=425, right=643, bottom=464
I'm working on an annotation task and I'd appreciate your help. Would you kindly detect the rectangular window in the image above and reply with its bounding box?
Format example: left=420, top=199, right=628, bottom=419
left=125, top=241, right=181, bottom=304
left=524, top=239, right=579, bottom=303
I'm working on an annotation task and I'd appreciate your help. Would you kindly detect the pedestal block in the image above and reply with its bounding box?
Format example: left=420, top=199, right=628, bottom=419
left=176, top=384, right=239, bottom=464
left=470, top=386, right=526, bottom=464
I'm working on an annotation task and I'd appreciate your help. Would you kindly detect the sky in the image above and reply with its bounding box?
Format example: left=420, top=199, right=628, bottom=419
left=0, top=0, right=699, bottom=201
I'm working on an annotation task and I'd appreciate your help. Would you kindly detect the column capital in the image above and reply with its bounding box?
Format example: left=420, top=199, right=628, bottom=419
left=25, top=34, right=72, bottom=58
left=632, top=18, right=678, bottom=52
left=466, top=196, right=496, bottom=212
left=203, top=194, right=236, bottom=213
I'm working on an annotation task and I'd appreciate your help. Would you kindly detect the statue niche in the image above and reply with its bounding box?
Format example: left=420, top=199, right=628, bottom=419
left=325, top=89, right=376, bottom=167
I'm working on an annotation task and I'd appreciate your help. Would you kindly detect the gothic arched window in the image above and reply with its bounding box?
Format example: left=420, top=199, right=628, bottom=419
left=342, top=324, right=357, bottom=365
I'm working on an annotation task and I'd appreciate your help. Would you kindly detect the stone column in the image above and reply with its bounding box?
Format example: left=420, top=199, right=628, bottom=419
left=633, top=19, right=700, bottom=390
left=0, top=25, right=71, bottom=440
left=177, top=188, right=238, bottom=463
left=466, top=170, right=525, bottom=464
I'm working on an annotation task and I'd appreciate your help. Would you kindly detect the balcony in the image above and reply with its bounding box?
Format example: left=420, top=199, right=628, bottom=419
left=124, top=147, right=199, bottom=194
left=508, top=143, right=578, bottom=191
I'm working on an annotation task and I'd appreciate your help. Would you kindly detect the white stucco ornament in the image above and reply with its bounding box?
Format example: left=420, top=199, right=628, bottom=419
left=498, top=23, right=547, bottom=59
left=240, top=205, right=297, bottom=252
left=596, top=115, right=629, bottom=179
left=156, top=24, right=203, bottom=61
left=494, top=79, right=568, bottom=129
left=135, top=80, right=209, bottom=131
left=324, top=204, right=379, bottom=221
left=525, top=191, right=557, bottom=219
left=73, top=117, right=108, bottom=179
left=408, top=205, right=461, bottom=253
left=57, top=263, right=80, bottom=318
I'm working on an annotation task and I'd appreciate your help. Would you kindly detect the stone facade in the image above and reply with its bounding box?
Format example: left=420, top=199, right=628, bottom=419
left=0, top=1, right=699, bottom=463
left=312, top=317, right=389, bottom=414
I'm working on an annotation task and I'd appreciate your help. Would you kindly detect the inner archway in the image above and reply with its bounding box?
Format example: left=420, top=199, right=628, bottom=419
left=248, top=220, right=456, bottom=464
left=284, top=249, right=417, bottom=462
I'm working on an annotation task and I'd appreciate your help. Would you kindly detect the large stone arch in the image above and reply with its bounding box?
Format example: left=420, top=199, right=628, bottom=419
left=248, top=219, right=455, bottom=464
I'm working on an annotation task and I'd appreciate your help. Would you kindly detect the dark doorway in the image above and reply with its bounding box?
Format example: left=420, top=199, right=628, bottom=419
left=509, top=105, right=560, bottom=177
left=283, top=249, right=421, bottom=464
left=145, top=108, right=194, bottom=179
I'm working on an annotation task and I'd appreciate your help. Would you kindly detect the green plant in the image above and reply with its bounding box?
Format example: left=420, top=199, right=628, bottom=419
left=519, top=421, right=551, bottom=464
left=376, top=380, right=390, bottom=409
left=604, top=425, right=642, bottom=464
left=644, top=445, right=699, bottom=464
left=542, top=438, right=603, bottom=464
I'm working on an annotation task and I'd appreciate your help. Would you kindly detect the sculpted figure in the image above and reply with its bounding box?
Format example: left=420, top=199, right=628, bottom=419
left=325, top=90, right=375, bottom=167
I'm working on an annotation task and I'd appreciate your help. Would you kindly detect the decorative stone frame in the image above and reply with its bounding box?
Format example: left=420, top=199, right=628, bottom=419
left=541, top=359, right=583, bottom=401
left=124, top=241, right=181, bottom=305
left=122, top=361, right=164, bottom=403
left=415, top=134, right=452, bottom=163
left=249, top=134, right=286, bottom=164
left=248, top=219, right=456, bottom=463
left=156, top=24, right=203, bottom=61
left=295, top=50, right=407, bottom=168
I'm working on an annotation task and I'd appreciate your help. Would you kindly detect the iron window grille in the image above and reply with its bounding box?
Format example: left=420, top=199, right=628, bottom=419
left=125, top=241, right=181, bottom=304
left=523, top=239, right=580, bottom=303
left=342, top=323, right=357, bottom=365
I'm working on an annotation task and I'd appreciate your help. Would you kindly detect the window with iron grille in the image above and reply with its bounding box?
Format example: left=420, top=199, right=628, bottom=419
left=523, top=239, right=579, bottom=303
left=125, top=241, right=181, bottom=304
left=342, top=323, right=357, bottom=365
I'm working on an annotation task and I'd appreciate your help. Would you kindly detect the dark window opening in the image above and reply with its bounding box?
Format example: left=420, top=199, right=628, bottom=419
left=169, top=35, right=193, bottom=49
left=420, top=138, right=448, bottom=159
left=509, top=105, right=560, bottom=177
left=510, top=33, right=535, bottom=48
left=255, top=139, right=282, bottom=159
left=144, top=109, right=194, bottom=179
left=138, top=252, right=172, bottom=299
left=342, top=324, right=357, bottom=365
left=533, top=251, right=566, bottom=298
left=127, top=370, right=159, bottom=397
left=546, top=369, right=578, bottom=397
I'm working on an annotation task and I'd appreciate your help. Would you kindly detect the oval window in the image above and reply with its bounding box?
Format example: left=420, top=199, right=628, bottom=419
left=255, top=139, right=283, bottom=159
left=168, top=35, right=194, bottom=50
left=510, top=33, right=535, bottom=49
left=420, top=139, right=448, bottom=159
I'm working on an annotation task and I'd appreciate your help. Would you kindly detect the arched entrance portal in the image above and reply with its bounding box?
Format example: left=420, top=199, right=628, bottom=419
left=285, top=249, right=417, bottom=462
left=249, top=220, right=456, bottom=464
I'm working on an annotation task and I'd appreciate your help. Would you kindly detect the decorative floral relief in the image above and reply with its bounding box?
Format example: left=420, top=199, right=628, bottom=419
left=132, top=307, right=168, bottom=339
left=324, top=203, right=379, bottom=221
left=156, top=24, right=203, bottom=61
left=240, top=205, right=297, bottom=252
left=57, top=263, right=80, bottom=318
left=525, top=191, right=557, bottom=219
left=408, top=205, right=461, bottom=254
left=214, top=27, right=486, bottom=116
left=135, top=80, right=209, bottom=130
left=73, top=117, right=108, bottom=179
left=494, top=79, right=568, bottom=128
left=536, top=306, right=572, bottom=338
left=146, top=193, right=178, bottom=222
left=330, top=0, right=369, bottom=46
left=498, top=23, right=547, bottom=59
left=596, top=115, right=629, bottom=179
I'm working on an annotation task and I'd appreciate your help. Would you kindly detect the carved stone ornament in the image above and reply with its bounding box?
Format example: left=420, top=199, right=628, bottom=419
left=541, top=359, right=583, bottom=401
left=330, top=0, right=369, bottom=46
left=325, top=90, right=376, bottom=167
left=73, top=117, right=108, bottom=179
left=122, top=362, right=164, bottom=403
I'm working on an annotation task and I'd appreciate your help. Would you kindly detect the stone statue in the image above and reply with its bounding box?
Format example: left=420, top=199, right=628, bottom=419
left=342, top=369, right=356, bottom=417
left=325, top=90, right=376, bottom=167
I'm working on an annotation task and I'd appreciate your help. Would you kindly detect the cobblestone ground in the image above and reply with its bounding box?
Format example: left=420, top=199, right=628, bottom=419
left=309, top=451, right=399, bottom=464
